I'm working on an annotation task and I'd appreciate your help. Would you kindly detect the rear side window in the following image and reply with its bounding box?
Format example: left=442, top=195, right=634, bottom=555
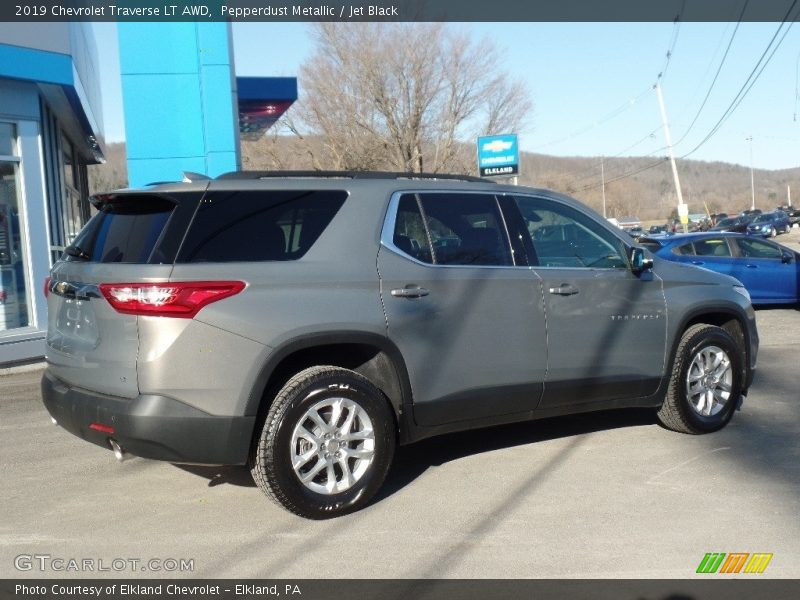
left=177, top=190, right=347, bottom=263
left=694, top=238, right=731, bottom=257
left=392, top=193, right=513, bottom=266
left=67, top=195, right=175, bottom=263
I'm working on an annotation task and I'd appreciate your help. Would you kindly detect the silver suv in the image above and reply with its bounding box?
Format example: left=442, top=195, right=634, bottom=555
left=42, top=172, right=758, bottom=519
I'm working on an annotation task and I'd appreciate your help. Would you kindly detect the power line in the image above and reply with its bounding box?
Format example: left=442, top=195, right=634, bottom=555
left=576, top=157, right=669, bottom=193
left=680, top=0, right=800, bottom=159
left=568, top=126, right=665, bottom=185
left=530, top=86, right=653, bottom=151
left=672, top=0, right=750, bottom=148
left=658, top=0, right=687, bottom=81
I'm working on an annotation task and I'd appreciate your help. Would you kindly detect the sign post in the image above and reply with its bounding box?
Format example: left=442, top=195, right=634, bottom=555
left=477, top=134, right=519, bottom=180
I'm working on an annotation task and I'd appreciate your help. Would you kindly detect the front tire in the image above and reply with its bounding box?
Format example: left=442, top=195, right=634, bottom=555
left=657, top=324, right=743, bottom=434
left=770, top=227, right=777, bottom=238
left=250, top=366, right=396, bottom=519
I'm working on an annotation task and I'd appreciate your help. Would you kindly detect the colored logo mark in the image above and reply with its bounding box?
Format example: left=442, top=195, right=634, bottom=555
left=696, top=552, right=773, bottom=574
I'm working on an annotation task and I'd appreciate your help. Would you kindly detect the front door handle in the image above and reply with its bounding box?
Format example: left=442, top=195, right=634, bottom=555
left=391, top=286, right=430, bottom=299
left=548, top=284, right=579, bottom=296
left=745, top=264, right=757, bottom=269
left=691, top=260, right=704, bottom=265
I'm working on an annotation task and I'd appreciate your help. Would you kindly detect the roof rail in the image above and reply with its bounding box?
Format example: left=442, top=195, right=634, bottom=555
left=214, top=170, right=491, bottom=183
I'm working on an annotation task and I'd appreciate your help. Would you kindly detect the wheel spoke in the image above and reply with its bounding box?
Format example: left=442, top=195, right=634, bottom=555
left=292, top=448, right=318, bottom=470
left=344, top=447, right=374, bottom=460
left=329, top=398, right=344, bottom=429
left=713, top=358, right=730, bottom=378
left=340, top=405, right=356, bottom=435
left=299, top=458, right=326, bottom=483
left=296, top=426, right=321, bottom=446
left=338, top=455, right=355, bottom=488
left=325, top=461, right=337, bottom=493
left=307, top=409, right=331, bottom=434
left=341, top=431, right=372, bottom=442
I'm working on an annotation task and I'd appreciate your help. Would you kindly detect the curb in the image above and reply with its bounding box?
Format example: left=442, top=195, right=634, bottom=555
left=0, top=361, right=46, bottom=377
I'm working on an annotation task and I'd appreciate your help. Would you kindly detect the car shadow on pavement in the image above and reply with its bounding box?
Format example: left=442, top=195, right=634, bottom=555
left=375, top=407, right=658, bottom=503
left=173, top=463, right=257, bottom=488
left=171, top=408, right=658, bottom=497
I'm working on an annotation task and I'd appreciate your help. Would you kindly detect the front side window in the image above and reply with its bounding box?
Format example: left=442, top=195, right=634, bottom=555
left=391, top=193, right=513, bottom=266
left=514, top=196, right=628, bottom=269
left=734, top=238, right=781, bottom=260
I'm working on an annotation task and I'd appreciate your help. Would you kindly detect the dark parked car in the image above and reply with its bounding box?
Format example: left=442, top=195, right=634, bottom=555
left=746, top=211, right=791, bottom=237
left=639, top=232, right=799, bottom=304
left=711, top=215, right=752, bottom=233
left=42, top=171, right=759, bottom=519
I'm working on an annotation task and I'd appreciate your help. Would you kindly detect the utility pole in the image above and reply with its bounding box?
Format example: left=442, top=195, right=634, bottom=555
left=601, top=157, right=607, bottom=218
left=747, top=135, right=755, bottom=210
left=789, top=185, right=792, bottom=207
left=655, top=82, right=687, bottom=233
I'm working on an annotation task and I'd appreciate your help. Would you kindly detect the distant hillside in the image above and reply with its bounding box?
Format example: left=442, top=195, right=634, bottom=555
left=90, top=139, right=800, bottom=222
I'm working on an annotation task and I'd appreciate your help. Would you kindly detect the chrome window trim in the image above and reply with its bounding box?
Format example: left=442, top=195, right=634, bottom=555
left=380, top=189, right=633, bottom=271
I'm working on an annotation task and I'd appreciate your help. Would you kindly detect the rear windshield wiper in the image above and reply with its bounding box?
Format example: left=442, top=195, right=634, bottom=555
left=64, top=246, right=90, bottom=260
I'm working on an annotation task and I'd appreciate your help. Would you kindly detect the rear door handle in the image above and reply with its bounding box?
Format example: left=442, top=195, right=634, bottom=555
left=391, top=286, right=430, bottom=299
left=548, top=284, right=579, bottom=296
left=746, top=264, right=757, bottom=269
left=691, top=260, right=704, bottom=265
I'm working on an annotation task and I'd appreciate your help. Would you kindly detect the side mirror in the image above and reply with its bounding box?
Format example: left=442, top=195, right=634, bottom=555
left=782, top=251, right=794, bottom=264
left=630, top=247, right=654, bottom=275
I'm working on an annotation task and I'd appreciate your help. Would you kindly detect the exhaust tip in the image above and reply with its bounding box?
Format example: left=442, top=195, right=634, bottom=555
left=108, top=439, right=127, bottom=462
left=50, top=417, right=57, bottom=426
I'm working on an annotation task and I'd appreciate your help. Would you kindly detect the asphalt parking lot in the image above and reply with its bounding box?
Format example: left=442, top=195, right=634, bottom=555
left=1, top=235, right=799, bottom=580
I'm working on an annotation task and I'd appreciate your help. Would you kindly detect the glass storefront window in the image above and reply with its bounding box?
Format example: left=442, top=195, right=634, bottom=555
left=0, top=122, right=16, bottom=156
left=0, top=123, right=29, bottom=332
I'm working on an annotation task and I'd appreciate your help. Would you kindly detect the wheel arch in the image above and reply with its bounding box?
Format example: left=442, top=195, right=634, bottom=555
left=671, top=305, right=751, bottom=393
left=245, top=331, right=413, bottom=445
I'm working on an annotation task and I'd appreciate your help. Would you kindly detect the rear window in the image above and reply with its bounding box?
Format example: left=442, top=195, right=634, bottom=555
left=66, top=195, right=175, bottom=263
left=176, top=190, right=347, bottom=263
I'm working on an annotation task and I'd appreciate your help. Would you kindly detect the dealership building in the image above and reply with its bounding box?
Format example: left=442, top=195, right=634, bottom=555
left=0, top=23, right=103, bottom=364
left=0, top=23, right=296, bottom=365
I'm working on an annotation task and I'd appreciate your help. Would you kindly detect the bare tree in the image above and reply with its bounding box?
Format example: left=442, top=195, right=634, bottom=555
left=291, top=23, right=532, bottom=173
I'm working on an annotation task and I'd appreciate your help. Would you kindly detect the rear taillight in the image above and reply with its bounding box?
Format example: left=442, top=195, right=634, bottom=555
left=44, top=276, right=51, bottom=298
left=98, top=281, right=245, bottom=318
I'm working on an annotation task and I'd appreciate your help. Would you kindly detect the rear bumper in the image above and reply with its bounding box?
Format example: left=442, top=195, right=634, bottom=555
left=41, top=370, right=255, bottom=465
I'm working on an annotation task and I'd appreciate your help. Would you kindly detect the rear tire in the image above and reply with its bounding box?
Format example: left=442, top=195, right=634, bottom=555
left=770, top=227, right=777, bottom=238
left=657, top=324, right=742, bottom=434
left=250, top=366, right=396, bottom=519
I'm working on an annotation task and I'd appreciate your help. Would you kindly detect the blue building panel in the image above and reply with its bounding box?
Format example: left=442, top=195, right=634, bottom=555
left=121, top=73, right=206, bottom=160
left=119, top=22, right=240, bottom=186
left=206, top=152, right=239, bottom=178
left=200, top=65, right=237, bottom=154
left=118, top=24, right=201, bottom=75
left=197, top=23, right=231, bottom=66
left=0, top=44, right=73, bottom=87
left=127, top=157, right=208, bottom=186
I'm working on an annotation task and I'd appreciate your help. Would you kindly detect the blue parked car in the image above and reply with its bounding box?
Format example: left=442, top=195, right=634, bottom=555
left=639, top=232, right=799, bottom=304
left=746, top=210, right=791, bottom=238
